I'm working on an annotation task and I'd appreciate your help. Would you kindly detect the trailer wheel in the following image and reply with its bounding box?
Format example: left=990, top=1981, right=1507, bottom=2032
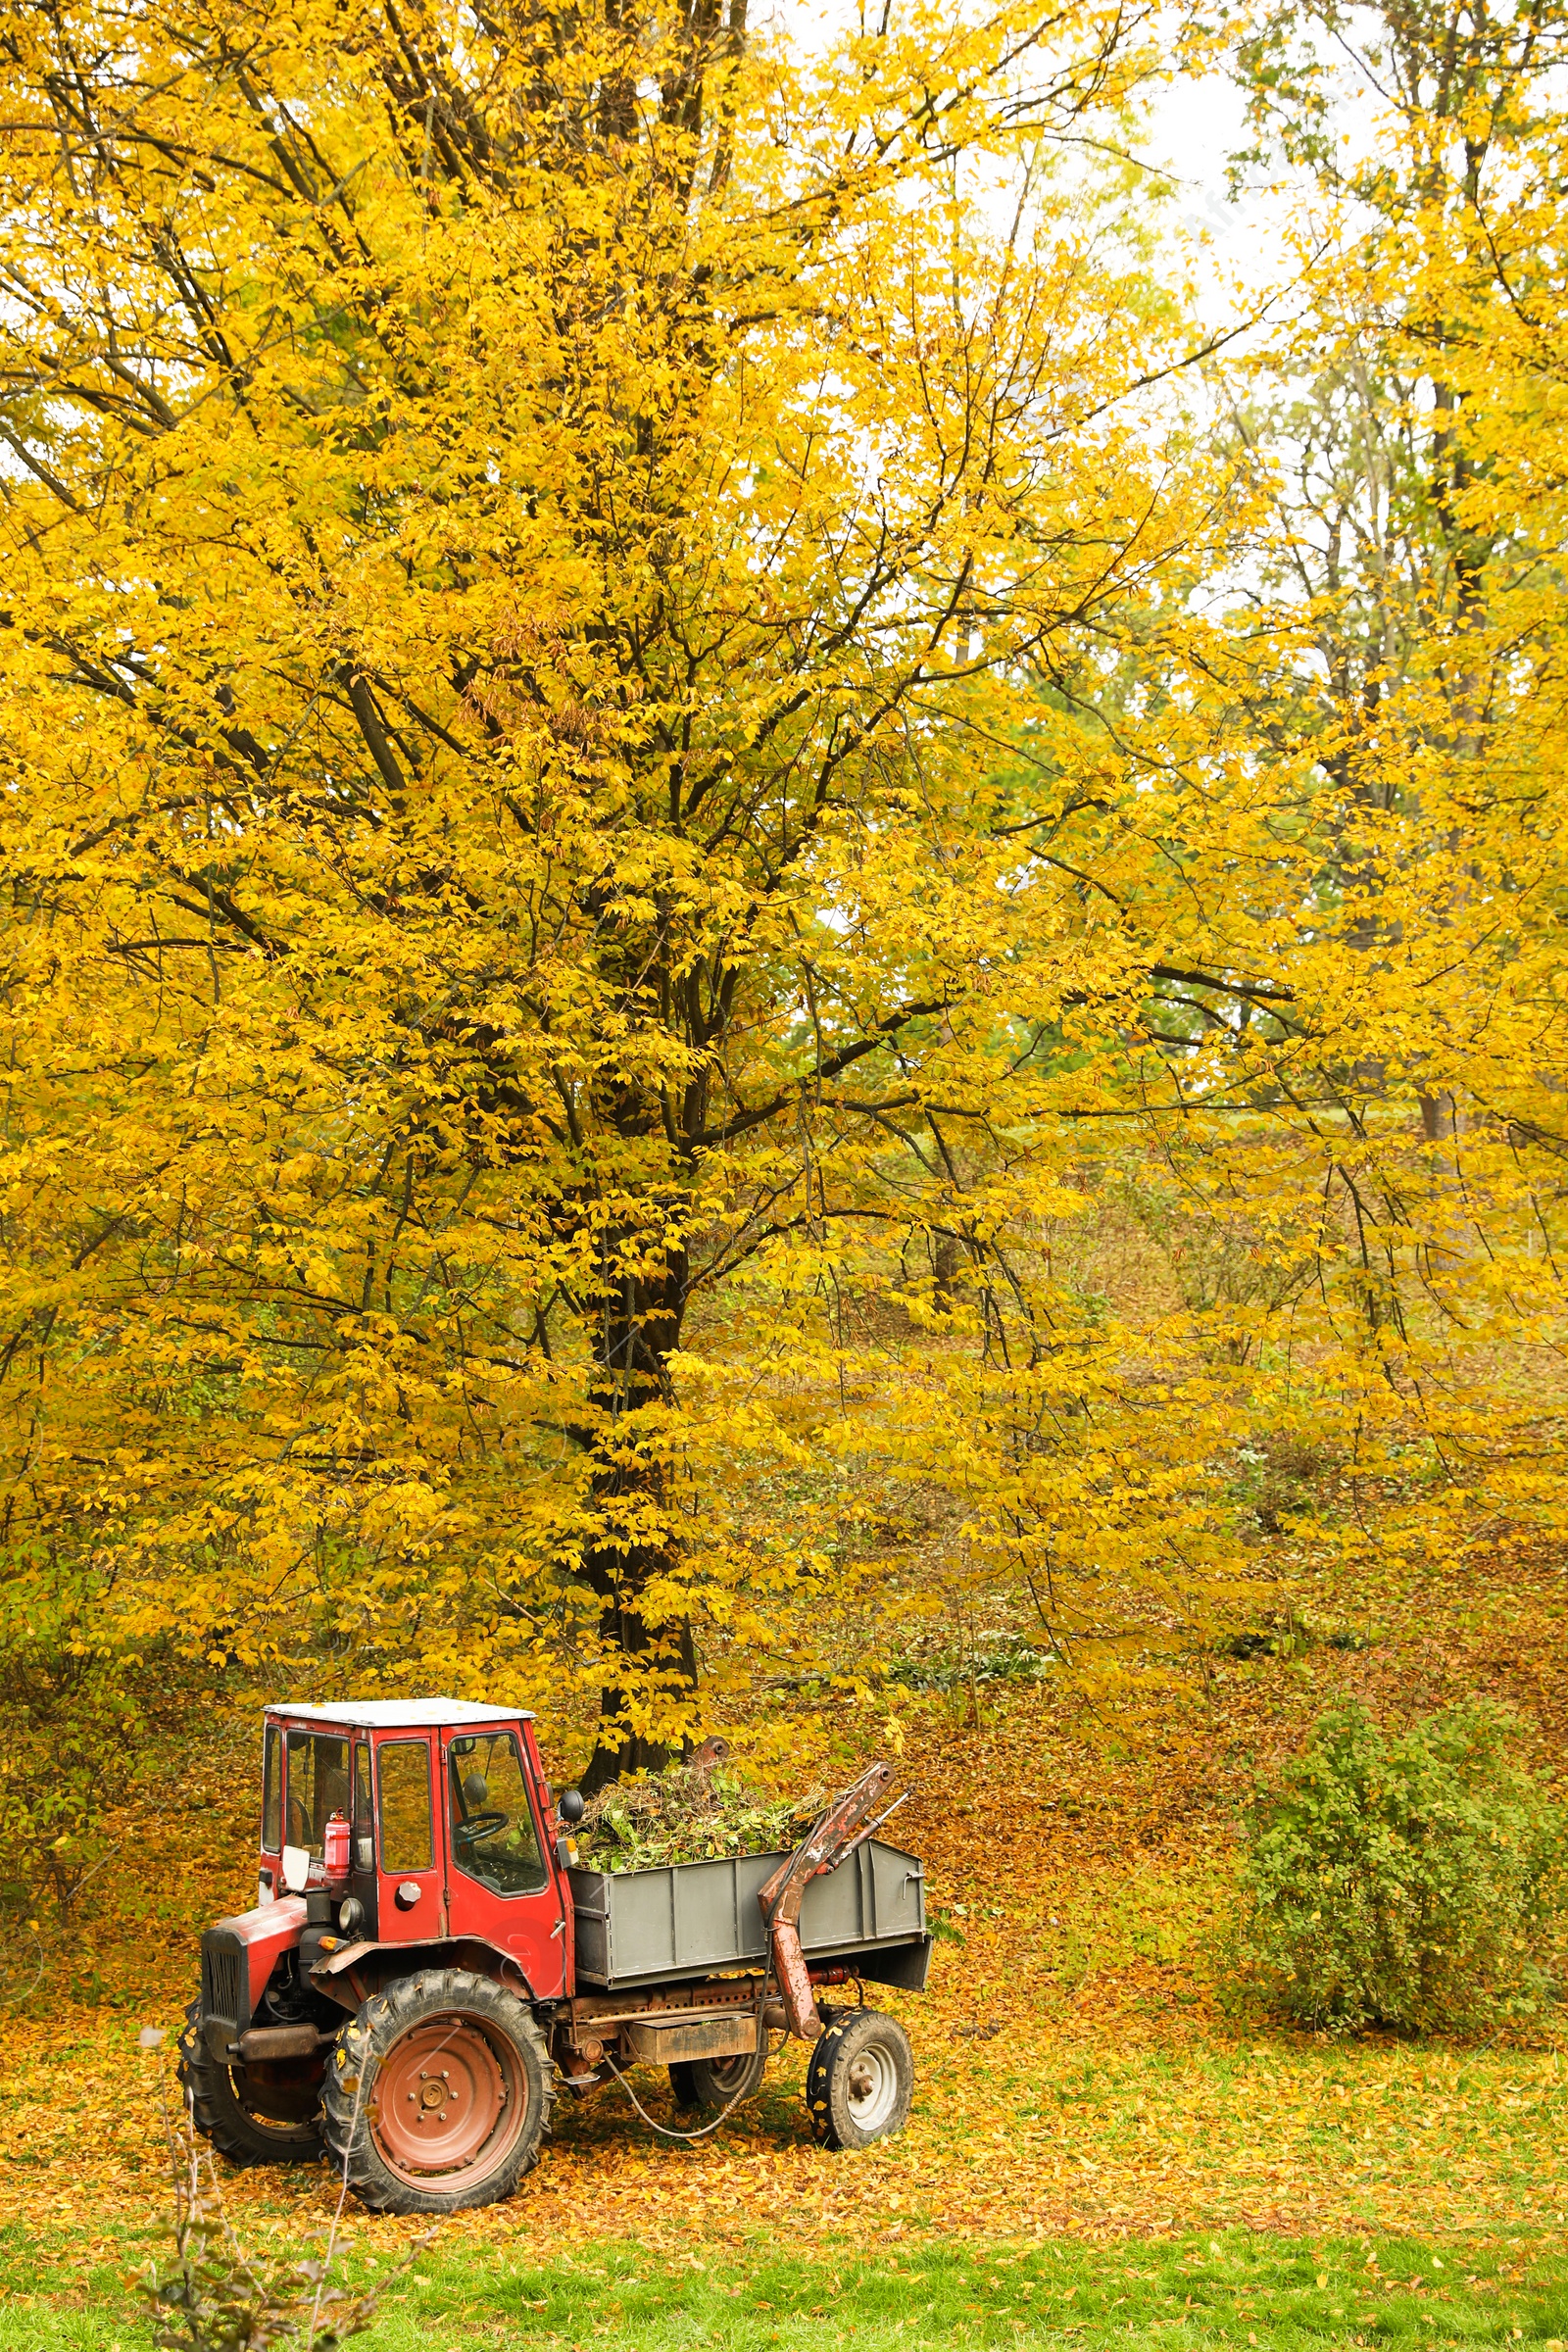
left=804, top=2001, right=844, bottom=2126
left=668, top=2037, right=767, bottom=2112
left=321, top=1969, right=553, bottom=2215
left=177, top=2001, right=324, bottom=2167
left=806, top=2008, right=913, bottom=2150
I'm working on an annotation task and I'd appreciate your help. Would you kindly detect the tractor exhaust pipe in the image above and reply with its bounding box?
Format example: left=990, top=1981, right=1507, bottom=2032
left=234, top=2023, right=331, bottom=2062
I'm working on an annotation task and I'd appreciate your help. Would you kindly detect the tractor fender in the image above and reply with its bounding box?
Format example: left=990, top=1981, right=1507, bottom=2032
left=309, top=1933, right=541, bottom=2009
left=210, top=1895, right=309, bottom=2017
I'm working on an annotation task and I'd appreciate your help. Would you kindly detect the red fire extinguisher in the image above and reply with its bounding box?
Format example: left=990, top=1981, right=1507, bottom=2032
left=323, top=1809, right=351, bottom=1884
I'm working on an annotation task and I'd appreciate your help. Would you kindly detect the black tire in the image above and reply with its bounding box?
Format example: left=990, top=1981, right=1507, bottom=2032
left=804, top=2001, right=845, bottom=2125
left=667, top=2036, right=767, bottom=2112
left=177, top=2000, right=324, bottom=2168
left=321, top=1969, right=554, bottom=2215
left=806, top=2007, right=913, bottom=2150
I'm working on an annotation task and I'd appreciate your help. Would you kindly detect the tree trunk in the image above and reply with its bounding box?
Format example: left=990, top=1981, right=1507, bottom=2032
left=576, top=1246, right=698, bottom=1796
left=580, top=1597, right=699, bottom=1794
left=932, top=1230, right=960, bottom=1305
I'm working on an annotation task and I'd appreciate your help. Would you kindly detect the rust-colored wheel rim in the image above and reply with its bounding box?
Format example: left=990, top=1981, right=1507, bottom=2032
left=369, top=2014, right=525, bottom=2185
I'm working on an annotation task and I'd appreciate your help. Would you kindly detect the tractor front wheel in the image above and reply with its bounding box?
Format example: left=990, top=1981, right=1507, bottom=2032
left=321, top=1969, right=554, bottom=2215
left=177, top=2002, right=324, bottom=2167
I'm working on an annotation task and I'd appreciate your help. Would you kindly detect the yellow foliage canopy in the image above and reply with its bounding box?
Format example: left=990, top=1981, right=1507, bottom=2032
left=0, top=0, right=1563, bottom=1777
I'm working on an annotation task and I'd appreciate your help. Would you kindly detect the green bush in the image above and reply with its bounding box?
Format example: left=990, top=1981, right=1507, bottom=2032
left=1230, top=1698, right=1564, bottom=2034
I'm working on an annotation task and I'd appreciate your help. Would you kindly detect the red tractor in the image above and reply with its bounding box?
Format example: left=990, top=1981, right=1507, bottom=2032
left=180, top=1697, right=930, bottom=2213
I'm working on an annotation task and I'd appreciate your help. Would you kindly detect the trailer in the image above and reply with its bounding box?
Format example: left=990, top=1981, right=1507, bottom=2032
left=180, top=1697, right=931, bottom=2214
left=569, top=1838, right=928, bottom=1990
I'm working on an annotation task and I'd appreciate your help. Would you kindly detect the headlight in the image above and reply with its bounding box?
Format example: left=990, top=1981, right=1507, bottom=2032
left=337, top=1895, right=365, bottom=1935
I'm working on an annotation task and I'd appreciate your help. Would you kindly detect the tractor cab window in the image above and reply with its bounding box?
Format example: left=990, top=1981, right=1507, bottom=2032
left=377, top=1740, right=433, bottom=1873
left=353, top=1741, right=373, bottom=1872
left=261, top=1723, right=282, bottom=1853
left=448, top=1733, right=546, bottom=1896
left=283, top=1731, right=350, bottom=1855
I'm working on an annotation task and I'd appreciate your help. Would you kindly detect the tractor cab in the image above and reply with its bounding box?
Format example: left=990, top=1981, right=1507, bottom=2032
left=249, top=1697, right=569, bottom=1979
left=254, top=1698, right=564, bottom=1964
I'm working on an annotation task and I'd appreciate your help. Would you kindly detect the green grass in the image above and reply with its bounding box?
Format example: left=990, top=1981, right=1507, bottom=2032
left=8, top=2228, right=1568, bottom=2351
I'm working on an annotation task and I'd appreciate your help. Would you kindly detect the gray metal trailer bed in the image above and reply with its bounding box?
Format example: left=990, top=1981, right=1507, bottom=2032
left=568, top=1836, right=929, bottom=1991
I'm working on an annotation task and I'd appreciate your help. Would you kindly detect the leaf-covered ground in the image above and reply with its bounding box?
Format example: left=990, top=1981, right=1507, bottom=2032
left=4, top=1542, right=1567, bottom=2340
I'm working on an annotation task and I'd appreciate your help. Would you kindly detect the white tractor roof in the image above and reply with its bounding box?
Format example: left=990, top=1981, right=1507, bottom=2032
left=265, top=1698, right=534, bottom=1727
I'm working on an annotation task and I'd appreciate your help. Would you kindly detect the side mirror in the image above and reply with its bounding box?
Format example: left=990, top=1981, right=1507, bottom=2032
left=558, top=1788, right=585, bottom=1826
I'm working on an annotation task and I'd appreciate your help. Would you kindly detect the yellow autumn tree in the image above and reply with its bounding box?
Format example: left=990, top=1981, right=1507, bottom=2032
left=7, top=0, right=1566, bottom=1856
left=0, top=0, right=1248, bottom=1792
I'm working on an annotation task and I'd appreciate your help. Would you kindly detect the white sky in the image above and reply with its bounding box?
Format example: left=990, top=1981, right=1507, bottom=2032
left=1144, top=72, right=1257, bottom=259
left=780, top=0, right=1308, bottom=338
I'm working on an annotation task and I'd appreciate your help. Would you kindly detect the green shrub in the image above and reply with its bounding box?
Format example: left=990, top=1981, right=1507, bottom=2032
left=1230, top=1698, right=1564, bottom=2034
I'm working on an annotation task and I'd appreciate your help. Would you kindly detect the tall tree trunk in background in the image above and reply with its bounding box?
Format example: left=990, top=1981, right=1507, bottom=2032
left=578, top=1244, right=696, bottom=1794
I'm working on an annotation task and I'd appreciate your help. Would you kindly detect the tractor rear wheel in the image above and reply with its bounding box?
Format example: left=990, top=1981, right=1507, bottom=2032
left=321, top=1969, right=553, bottom=2215
left=805, top=2007, right=913, bottom=2150
left=177, top=2001, right=324, bottom=2167
left=667, top=2036, right=767, bottom=2113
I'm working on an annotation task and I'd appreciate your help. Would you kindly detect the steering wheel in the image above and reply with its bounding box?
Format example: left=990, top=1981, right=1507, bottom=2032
left=455, top=1809, right=510, bottom=1848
